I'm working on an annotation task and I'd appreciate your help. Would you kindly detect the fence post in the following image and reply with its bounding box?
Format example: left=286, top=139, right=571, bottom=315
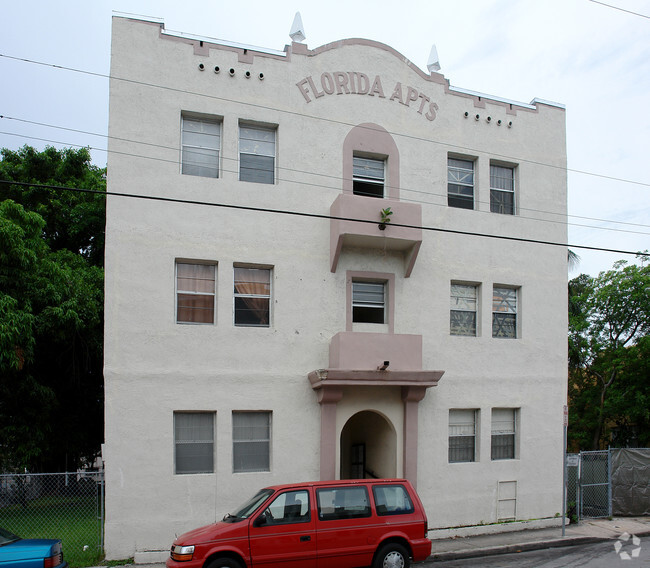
left=607, top=448, right=613, bottom=518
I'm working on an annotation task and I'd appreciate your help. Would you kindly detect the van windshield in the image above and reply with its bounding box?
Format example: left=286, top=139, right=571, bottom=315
left=224, top=488, right=274, bottom=522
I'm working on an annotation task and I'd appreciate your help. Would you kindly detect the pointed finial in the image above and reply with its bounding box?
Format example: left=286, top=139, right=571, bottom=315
left=427, top=44, right=441, bottom=73
left=290, top=12, right=306, bottom=43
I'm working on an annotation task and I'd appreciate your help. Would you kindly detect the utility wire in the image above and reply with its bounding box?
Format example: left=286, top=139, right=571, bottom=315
left=1, top=52, right=649, bottom=191
left=589, top=0, right=650, bottom=19
left=1, top=178, right=647, bottom=258
left=2, top=126, right=649, bottom=238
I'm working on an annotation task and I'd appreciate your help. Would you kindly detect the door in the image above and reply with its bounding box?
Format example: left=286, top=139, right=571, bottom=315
left=315, top=485, right=376, bottom=568
left=249, top=489, right=317, bottom=568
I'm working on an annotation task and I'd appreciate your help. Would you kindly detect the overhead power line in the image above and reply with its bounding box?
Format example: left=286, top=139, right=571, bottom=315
left=589, top=0, right=650, bottom=19
left=2, top=126, right=649, bottom=239
left=1, top=179, right=647, bottom=259
left=1, top=52, right=649, bottom=192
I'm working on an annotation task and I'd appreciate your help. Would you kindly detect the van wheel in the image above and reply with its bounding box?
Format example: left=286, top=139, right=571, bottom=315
left=205, top=558, right=242, bottom=568
left=373, top=543, right=410, bottom=568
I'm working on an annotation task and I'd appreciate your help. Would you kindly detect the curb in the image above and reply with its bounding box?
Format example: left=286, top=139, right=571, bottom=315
left=429, top=535, right=608, bottom=562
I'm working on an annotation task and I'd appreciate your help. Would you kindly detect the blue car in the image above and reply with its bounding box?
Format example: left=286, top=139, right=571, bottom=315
left=0, top=527, right=67, bottom=568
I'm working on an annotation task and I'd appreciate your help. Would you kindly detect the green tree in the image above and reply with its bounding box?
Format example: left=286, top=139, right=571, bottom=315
left=0, top=146, right=105, bottom=472
left=568, top=257, right=650, bottom=450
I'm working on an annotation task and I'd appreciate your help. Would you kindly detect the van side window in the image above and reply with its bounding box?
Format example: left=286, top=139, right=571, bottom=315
left=317, top=486, right=371, bottom=520
left=372, top=485, right=414, bottom=516
left=260, top=490, right=310, bottom=524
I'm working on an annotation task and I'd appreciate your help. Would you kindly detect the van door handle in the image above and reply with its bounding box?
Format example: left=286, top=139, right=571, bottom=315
left=300, top=535, right=311, bottom=542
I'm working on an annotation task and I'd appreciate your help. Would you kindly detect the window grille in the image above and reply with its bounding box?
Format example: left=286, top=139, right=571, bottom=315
left=450, top=284, right=477, bottom=336
left=234, top=267, right=271, bottom=327
left=492, top=408, right=516, bottom=460
left=352, top=281, right=385, bottom=324
left=176, top=263, right=216, bottom=324
left=175, top=412, right=215, bottom=474
left=233, top=411, right=271, bottom=472
left=490, top=165, right=515, bottom=214
left=449, top=409, right=477, bottom=463
left=353, top=156, right=385, bottom=198
left=492, top=286, right=517, bottom=338
left=240, top=125, right=276, bottom=184
left=181, top=117, right=220, bottom=178
left=448, top=158, right=474, bottom=209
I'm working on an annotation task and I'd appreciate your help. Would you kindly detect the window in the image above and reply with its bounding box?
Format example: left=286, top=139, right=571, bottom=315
left=352, top=281, right=385, bottom=324
left=492, top=408, right=517, bottom=460
left=449, top=409, right=477, bottom=463
left=259, top=490, right=310, bottom=525
left=448, top=158, right=474, bottom=209
left=317, top=486, right=371, bottom=520
left=490, top=165, right=515, bottom=215
left=233, top=411, right=271, bottom=473
left=174, top=412, right=214, bottom=474
left=181, top=116, right=220, bottom=178
left=353, top=156, right=385, bottom=198
left=176, top=262, right=216, bottom=324
left=450, top=283, right=477, bottom=336
left=372, top=485, right=415, bottom=516
left=234, top=267, right=271, bottom=327
left=239, top=125, right=275, bottom=184
left=492, top=286, right=517, bottom=338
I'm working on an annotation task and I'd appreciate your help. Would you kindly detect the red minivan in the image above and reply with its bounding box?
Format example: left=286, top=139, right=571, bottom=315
left=166, top=479, right=431, bottom=568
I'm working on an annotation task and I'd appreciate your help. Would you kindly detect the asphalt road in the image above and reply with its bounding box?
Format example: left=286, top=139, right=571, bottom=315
left=422, top=539, right=648, bottom=567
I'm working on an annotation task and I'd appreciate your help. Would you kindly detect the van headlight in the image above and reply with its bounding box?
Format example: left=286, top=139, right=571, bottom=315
left=171, top=545, right=195, bottom=561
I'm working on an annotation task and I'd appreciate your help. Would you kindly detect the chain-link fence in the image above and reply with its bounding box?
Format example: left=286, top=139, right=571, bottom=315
left=0, top=472, right=104, bottom=568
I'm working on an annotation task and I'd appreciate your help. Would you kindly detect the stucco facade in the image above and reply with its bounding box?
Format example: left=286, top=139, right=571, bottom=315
left=104, top=15, right=568, bottom=561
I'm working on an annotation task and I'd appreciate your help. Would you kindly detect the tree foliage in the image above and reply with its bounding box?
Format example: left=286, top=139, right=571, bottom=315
left=0, top=146, right=105, bottom=472
left=568, top=257, right=650, bottom=450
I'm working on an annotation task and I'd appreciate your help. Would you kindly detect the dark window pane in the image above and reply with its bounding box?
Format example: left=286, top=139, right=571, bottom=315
left=234, top=297, right=270, bottom=326
left=353, top=179, right=384, bottom=198
left=492, top=313, right=516, bottom=338
left=450, top=310, right=476, bottom=336
left=491, top=434, right=515, bottom=460
left=177, top=294, right=214, bottom=324
left=240, top=154, right=274, bottom=184
left=490, top=189, right=514, bottom=215
left=449, top=435, right=475, bottom=463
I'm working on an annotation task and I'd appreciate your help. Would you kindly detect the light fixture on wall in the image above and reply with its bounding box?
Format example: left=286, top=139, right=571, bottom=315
left=378, top=361, right=390, bottom=371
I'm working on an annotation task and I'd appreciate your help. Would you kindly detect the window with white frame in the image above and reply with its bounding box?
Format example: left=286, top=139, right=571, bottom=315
left=239, top=124, right=276, bottom=184
left=449, top=409, right=477, bottom=463
left=352, top=281, right=385, bottom=324
left=448, top=158, right=474, bottom=209
left=490, top=164, right=515, bottom=215
left=233, top=266, right=271, bottom=327
left=176, top=262, right=216, bottom=324
left=181, top=116, right=221, bottom=178
left=353, top=155, right=385, bottom=198
left=233, top=411, right=271, bottom=473
left=450, top=283, right=478, bottom=336
left=492, top=286, right=517, bottom=338
left=491, top=408, right=517, bottom=460
left=174, top=412, right=215, bottom=474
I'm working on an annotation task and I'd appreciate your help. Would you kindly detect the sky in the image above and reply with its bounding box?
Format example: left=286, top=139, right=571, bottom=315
left=1, top=0, right=648, bottom=278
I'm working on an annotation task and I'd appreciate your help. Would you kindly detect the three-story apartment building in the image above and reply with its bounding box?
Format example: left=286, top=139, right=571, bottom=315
left=104, top=14, right=568, bottom=560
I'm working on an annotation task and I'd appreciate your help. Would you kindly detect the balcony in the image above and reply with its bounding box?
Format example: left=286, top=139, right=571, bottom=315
left=330, top=194, right=423, bottom=277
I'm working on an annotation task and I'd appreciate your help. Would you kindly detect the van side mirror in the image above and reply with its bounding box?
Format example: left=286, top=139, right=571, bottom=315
left=253, top=515, right=267, bottom=527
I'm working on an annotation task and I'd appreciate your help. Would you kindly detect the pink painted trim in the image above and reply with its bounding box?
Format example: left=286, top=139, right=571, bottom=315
left=342, top=123, right=400, bottom=199
left=402, top=386, right=428, bottom=488
left=346, top=271, right=395, bottom=333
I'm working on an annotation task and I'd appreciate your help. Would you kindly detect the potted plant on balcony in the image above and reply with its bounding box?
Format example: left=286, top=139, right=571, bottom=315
left=379, top=207, right=393, bottom=230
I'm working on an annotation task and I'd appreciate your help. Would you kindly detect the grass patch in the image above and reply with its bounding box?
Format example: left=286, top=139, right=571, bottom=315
left=0, top=494, right=103, bottom=568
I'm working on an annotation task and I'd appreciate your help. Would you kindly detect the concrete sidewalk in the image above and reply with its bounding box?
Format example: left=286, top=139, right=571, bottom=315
left=429, top=516, right=650, bottom=562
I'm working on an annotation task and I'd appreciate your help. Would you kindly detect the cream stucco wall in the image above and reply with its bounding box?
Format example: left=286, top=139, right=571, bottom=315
left=105, top=15, right=567, bottom=559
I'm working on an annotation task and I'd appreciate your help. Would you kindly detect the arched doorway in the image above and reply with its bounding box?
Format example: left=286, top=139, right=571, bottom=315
left=340, top=411, right=397, bottom=479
